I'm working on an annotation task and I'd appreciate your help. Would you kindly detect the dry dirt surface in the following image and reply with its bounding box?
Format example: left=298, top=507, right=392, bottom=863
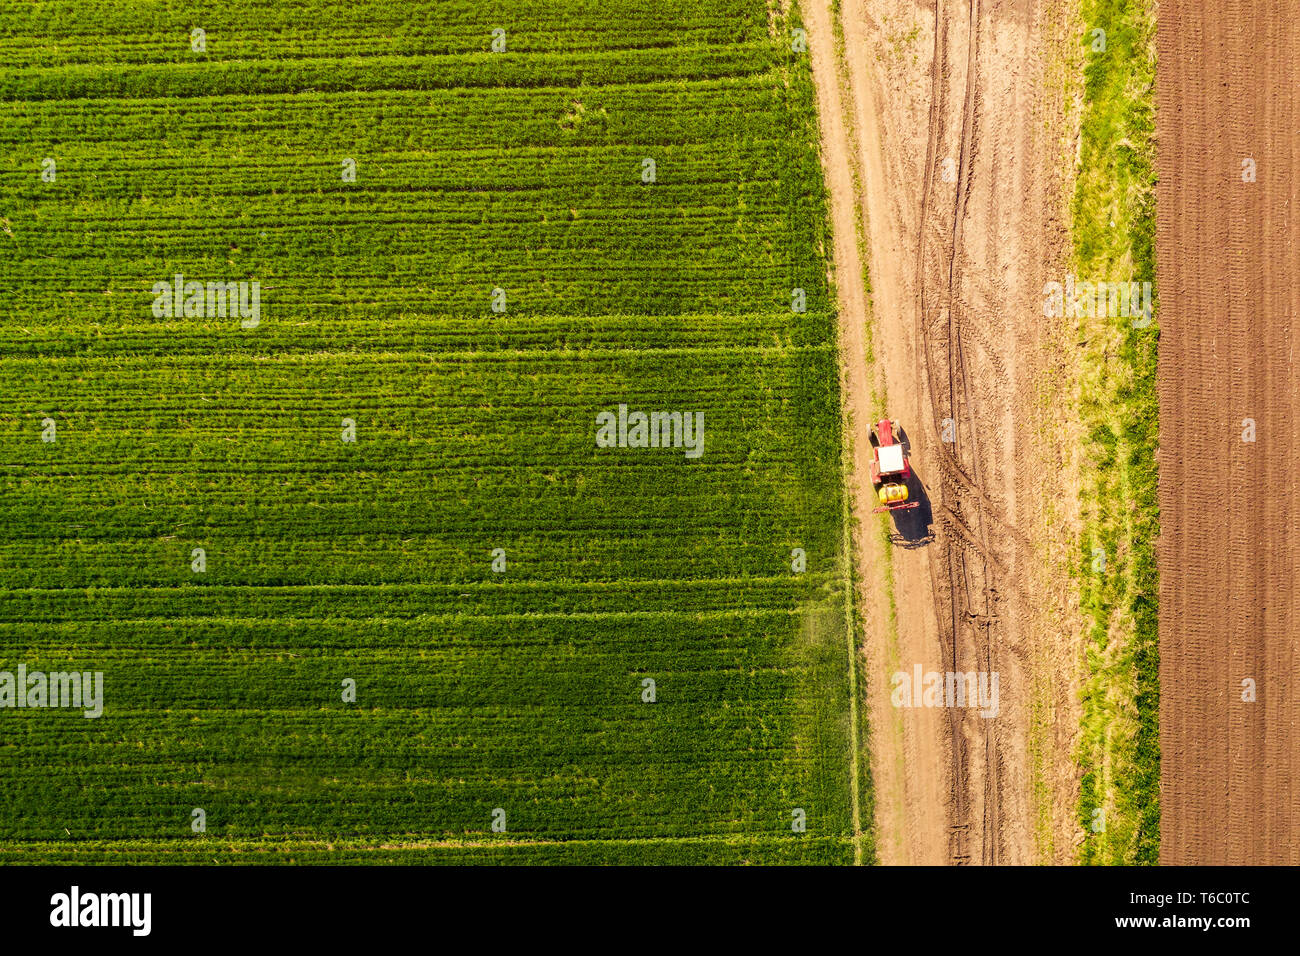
left=1156, top=1, right=1300, bottom=865
left=807, top=0, right=1083, bottom=864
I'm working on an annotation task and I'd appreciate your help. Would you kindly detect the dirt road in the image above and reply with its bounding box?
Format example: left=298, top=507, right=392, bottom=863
left=808, top=0, right=1082, bottom=864
left=1156, top=1, right=1300, bottom=865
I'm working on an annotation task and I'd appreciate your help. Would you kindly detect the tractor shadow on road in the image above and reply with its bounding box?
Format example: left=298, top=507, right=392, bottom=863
left=888, top=425, right=934, bottom=547
left=889, top=471, right=934, bottom=548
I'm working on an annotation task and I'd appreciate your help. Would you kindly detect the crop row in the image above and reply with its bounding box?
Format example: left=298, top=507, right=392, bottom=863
left=0, top=576, right=836, bottom=622
left=0, top=313, right=834, bottom=358
left=0, top=80, right=805, bottom=152
left=0, top=0, right=771, bottom=69
left=0, top=607, right=809, bottom=650
left=0, top=661, right=823, bottom=720
left=0, top=835, right=856, bottom=865
left=1, top=142, right=796, bottom=199
left=2, top=46, right=783, bottom=102
left=0, top=534, right=836, bottom=588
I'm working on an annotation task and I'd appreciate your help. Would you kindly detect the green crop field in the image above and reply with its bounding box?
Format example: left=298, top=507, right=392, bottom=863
left=0, top=1, right=867, bottom=863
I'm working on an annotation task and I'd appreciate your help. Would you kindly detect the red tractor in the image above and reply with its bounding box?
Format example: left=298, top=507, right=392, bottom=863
left=869, top=418, right=918, bottom=513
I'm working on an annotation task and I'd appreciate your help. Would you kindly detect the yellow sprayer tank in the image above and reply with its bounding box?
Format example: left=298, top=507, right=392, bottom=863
left=878, top=483, right=909, bottom=506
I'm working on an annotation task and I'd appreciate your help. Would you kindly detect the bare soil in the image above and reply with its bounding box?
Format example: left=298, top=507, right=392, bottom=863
left=1156, top=0, right=1300, bottom=865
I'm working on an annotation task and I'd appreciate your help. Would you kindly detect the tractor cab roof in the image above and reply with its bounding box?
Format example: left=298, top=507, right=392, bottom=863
left=877, top=444, right=905, bottom=475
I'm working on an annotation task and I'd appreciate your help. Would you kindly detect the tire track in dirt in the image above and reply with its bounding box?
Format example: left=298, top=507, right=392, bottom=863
left=914, top=0, right=1001, bottom=866
left=1157, top=0, right=1300, bottom=865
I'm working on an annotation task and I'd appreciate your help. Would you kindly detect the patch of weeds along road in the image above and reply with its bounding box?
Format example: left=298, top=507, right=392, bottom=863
left=1069, top=0, right=1159, bottom=865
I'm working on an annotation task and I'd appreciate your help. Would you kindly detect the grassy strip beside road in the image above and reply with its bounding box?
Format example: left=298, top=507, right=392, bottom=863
left=1071, top=0, right=1160, bottom=865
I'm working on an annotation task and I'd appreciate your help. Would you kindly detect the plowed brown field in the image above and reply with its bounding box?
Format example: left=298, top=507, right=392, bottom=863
left=1156, top=0, right=1300, bottom=865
